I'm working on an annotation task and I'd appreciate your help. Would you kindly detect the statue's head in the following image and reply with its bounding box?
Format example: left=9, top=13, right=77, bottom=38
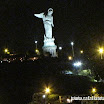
left=48, top=8, right=53, bottom=15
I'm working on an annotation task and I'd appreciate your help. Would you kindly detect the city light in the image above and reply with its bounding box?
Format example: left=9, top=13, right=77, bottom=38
left=35, top=40, right=37, bottom=44
left=98, top=48, right=103, bottom=59
left=59, top=47, right=62, bottom=50
left=42, top=94, right=46, bottom=98
left=92, top=88, right=97, bottom=94
left=35, top=49, right=40, bottom=55
left=71, top=42, right=74, bottom=57
left=73, top=61, right=82, bottom=67
left=99, top=48, right=103, bottom=53
left=4, top=48, right=8, bottom=53
left=35, top=40, right=38, bottom=49
left=45, top=87, right=50, bottom=94
left=67, top=98, right=73, bottom=103
left=4, top=48, right=10, bottom=54
left=35, top=49, right=39, bottom=53
left=80, top=50, right=83, bottom=54
left=71, top=42, right=74, bottom=46
left=68, top=56, right=72, bottom=60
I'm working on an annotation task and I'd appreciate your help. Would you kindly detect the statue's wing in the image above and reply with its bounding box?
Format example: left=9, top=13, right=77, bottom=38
left=34, top=13, right=44, bottom=18
left=52, top=16, right=54, bottom=27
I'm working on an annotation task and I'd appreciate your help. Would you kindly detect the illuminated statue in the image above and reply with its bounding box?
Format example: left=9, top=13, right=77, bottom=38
left=34, top=8, right=54, bottom=39
left=34, top=8, right=57, bottom=57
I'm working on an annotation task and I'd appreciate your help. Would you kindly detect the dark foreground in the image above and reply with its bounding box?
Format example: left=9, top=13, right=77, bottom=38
left=0, top=58, right=104, bottom=104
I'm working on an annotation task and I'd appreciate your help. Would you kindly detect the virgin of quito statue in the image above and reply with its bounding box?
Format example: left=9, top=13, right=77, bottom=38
left=34, top=8, right=57, bottom=57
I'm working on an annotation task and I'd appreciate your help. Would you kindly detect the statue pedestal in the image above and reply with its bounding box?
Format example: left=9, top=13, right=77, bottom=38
left=42, top=37, right=57, bottom=57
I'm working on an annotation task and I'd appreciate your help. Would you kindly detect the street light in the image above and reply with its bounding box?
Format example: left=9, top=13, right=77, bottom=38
left=44, top=87, right=51, bottom=104
left=98, top=48, right=103, bottom=59
left=35, top=40, right=38, bottom=49
left=45, top=87, right=50, bottom=94
left=42, top=94, right=46, bottom=104
left=71, top=42, right=74, bottom=46
left=71, top=42, right=74, bottom=57
left=59, top=47, right=62, bottom=50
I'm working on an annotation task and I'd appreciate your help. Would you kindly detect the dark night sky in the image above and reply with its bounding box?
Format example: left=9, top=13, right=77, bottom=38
left=0, top=0, right=104, bottom=54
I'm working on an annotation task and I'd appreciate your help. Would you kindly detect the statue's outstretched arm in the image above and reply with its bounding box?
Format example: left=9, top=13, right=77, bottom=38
left=34, top=13, right=44, bottom=18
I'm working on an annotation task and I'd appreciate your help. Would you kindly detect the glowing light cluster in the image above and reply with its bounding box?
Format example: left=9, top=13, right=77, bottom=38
left=67, top=98, right=73, bottom=103
left=73, top=61, right=82, bottom=67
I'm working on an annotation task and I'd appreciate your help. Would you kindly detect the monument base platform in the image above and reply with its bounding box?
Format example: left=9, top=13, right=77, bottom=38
left=42, top=36, right=57, bottom=57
